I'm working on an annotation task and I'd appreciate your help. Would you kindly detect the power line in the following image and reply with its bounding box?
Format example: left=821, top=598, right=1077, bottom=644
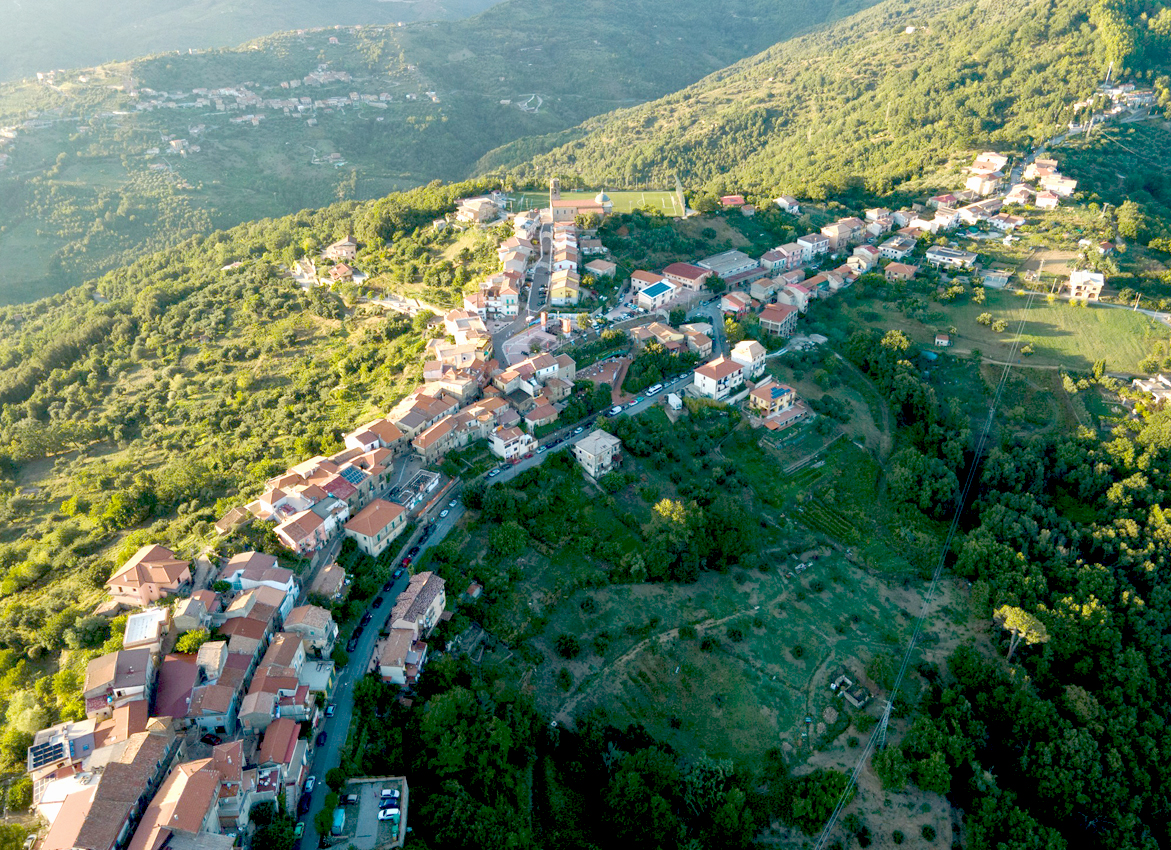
left=812, top=287, right=1041, bottom=850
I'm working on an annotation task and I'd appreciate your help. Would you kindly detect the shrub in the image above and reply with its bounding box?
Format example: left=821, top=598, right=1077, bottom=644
left=6, top=775, right=32, bottom=811
left=554, top=633, right=582, bottom=659
left=727, top=626, right=744, bottom=643
left=678, top=624, right=697, bottom=640
left=592, top=630, right=612, bottom=655
left=921, top=825, right=937, bottom=841
left=700, top=636, right=718, bottom=652
left=555, top=668, right=573, bottom=690
left=892, top=830, right=904, bottom=844
left=791, top=644, right=805, bottom=659
left=580, top=597, right=598, bottom=614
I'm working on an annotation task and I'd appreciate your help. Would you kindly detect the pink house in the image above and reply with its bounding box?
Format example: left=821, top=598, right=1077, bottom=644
left=106, top=545, right=192, bottom=608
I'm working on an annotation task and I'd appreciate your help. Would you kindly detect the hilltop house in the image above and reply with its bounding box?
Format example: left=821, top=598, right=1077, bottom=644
left=106, top=546, right=192, bottom=609
left=694, top=357, right=745, bottom=400
left=343, top=499, right=408, bottom=557
left=1062, top=270, right=1105, bottom=301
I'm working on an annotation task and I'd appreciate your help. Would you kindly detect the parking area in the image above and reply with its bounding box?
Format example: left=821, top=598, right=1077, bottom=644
left=330, top=777, right=408, bottom=849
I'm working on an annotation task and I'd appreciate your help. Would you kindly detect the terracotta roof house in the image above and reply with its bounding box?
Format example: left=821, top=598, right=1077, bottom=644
left=758, top=303, right=798, bottom=337
left=126, top=758, right=224, bottom=850
left=343, top=498, right=407, bottom=558
left=323, top=235, right=358, bottom=261
left=662, top=262, right=712, bottom=291
left=284, top=606, right=337, bottom=655
left=84, top=650, right=155, bottom=720
left=694, top=357, right=746, bottom=401
left=218, top=552, right=296, bottom=596
left=390, top=572, right=447, bottom=638
left=107, top=546, right=191, bottom=609
left=308, top=564, right=347, bottom=601
left=885, top=262, right=919, bottom=282
left=378, top=627, right=429, bottom=687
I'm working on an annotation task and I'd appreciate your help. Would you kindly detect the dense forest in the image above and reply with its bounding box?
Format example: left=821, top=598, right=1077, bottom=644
left=500, top=0, right=1171, bottom=200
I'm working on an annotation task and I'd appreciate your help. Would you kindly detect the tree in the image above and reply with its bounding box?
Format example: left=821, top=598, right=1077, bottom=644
left=977, top=312, right=993, bottom=326
left=669, top=308, right=687, bottom=326
left=7, top=691, right=48, bottom=735
left=175, top=628, right=212, bottom=654
left=488, top=521, right=528, bottom=556
left=554, top=633, right=581, bottom=659
left=6, top=775, right=32, bottom=811
left=576, top=312, right=592, bottom=330
left=993, top=605, right=1050, bottom=660
left=706, top=274, right=727, bottom=295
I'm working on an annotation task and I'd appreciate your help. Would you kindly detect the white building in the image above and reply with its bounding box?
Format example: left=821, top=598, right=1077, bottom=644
left=490, top=427, right=536, bottom=461
left=693, top=357, right=745, bottom=400
left=572, top=430, right=622, bottom=480
left=730, top=340, right=767, bottom=380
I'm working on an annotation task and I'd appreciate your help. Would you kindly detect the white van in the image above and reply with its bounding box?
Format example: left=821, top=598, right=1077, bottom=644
left=646, top=384, right=663, bottom=396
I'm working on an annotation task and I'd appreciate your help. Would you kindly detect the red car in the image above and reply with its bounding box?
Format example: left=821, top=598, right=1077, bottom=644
left=401, top=557, right=412, bottom=568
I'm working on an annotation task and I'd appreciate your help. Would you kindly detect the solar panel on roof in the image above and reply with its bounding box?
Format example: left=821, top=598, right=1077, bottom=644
left=340, top=467, right=366, bottom=485
left=29, top=741, right=65, bottom=769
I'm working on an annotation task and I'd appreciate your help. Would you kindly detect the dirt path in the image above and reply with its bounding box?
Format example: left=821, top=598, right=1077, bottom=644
left=553, top=603, right=764, bottom=727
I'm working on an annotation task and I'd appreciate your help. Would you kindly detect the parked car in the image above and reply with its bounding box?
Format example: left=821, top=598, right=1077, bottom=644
left=304, top=776, right=316, bottom=794
left=487, top=468, right=501, bottom=478
left=573, top=426, right=584, bottom=435
left=608, top=406, right=624, bottom=416
left=294, top=823, right=305, bottom=839
left=382, top=580, right=393, bottom=592
left=360, top=613, right=372, bottom=626
left=537, top=445, right=548, bottom=454
left=378, top=808, right=400, bottom=821
left=315, top=731, right=327, bottom=747
left=326, top=704, right=336, bottom=718
left=408, top=546, right=420, bottom=556
left=440, top=509, right=450, bottom=518
left=380, top=789, right=400, bottom=800
left=401, top=556, right=412, bottom=568
left=298, top=795, right=312, bottom=816
left=346, top=638, right=358, bottom=653
left=353, top=626, right=364, bottom=639
left=372, top=596, right=383, bottom=608
left=392, top=567, right=405, bottom=579
left=200, top=734, right=222, bottom=746
left=448, top=499, right=458, bottom=508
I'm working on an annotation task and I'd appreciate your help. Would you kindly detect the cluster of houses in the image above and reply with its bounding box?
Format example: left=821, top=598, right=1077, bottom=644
left=130, top=66, right=408, bottom=121
left=28, top=537, right=438, bottom=850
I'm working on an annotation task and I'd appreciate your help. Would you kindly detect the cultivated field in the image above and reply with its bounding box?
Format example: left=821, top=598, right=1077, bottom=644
left=841, top=288, right=1166, bottom=373
left=511, top=190, right=683, bottom=216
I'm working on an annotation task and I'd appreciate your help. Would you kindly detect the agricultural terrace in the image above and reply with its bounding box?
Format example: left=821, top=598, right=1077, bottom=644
left=423, top=406, right=961, bottom=768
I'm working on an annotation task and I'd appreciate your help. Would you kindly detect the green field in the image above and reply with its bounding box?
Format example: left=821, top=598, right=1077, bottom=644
left=843, top=288, right=1167, bottom=374
left=511, top=190, right=683, bottom=216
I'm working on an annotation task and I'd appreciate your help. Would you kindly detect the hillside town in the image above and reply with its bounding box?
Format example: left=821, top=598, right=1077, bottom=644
left=17, top=143, right=1145, bottom=850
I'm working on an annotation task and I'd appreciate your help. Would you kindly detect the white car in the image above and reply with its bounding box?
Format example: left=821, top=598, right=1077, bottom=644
left=440, top=509, right=450, bottom=518
left=378, top=808, right=400, bottom=821
left=304, top=776, right=316, bottom=794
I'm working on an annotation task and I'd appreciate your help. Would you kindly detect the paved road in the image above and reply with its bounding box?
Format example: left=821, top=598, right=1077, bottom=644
left=490, top=224, right=551, bottom=365
left=489, top=375, right=694, bottom=485
left=299, top=498, right=465, bottom=848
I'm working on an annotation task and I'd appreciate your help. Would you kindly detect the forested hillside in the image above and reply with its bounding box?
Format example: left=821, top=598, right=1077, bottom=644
left=500, top=0, right=1171, bottom=199
left=0, top=178, right=494, bottom=684
left=0, top=0, right=880, bottom=305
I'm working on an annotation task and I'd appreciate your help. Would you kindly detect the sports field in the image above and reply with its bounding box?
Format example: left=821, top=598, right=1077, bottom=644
left=511, top=190, right=684, bottom=216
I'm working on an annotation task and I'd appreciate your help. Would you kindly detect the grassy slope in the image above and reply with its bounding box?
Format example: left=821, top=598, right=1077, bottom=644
left=0, top=0, right=884, bottom=305
left=0, top=0, right=502, bottom=83
left=497, top=0, right=1111, bottom=197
